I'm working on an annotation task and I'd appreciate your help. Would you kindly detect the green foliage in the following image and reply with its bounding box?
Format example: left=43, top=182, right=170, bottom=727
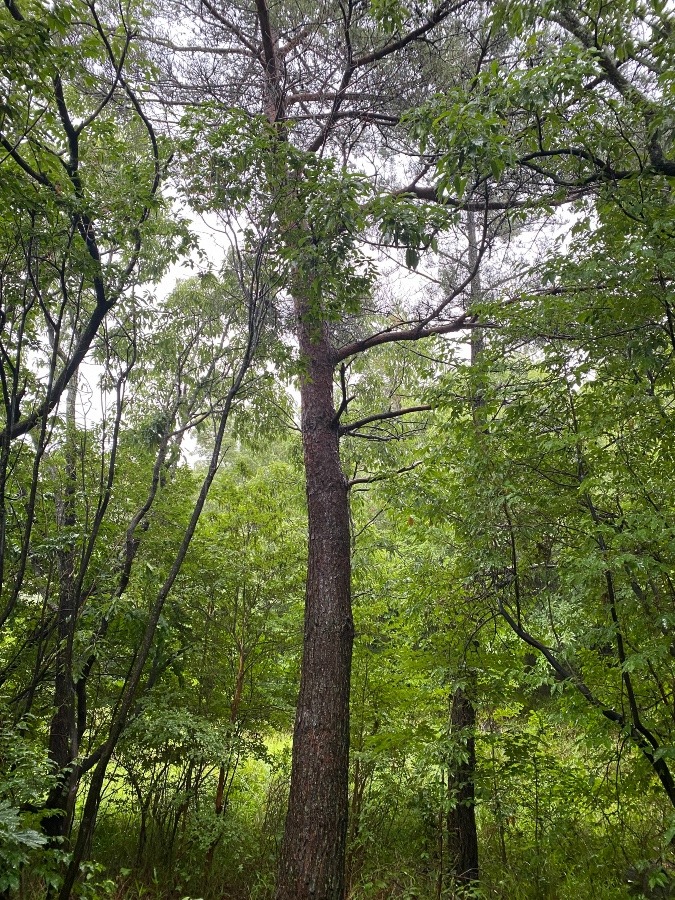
left=371, top=195, right=454, bottom=269
left=405, top=0, right=674, bottom=223
left=369, top=0, right=409, bottom=34
left=181, top=109, right=376, bottom=321
left=0, top=719, right=60, bottom=891
left=3, top=1, right=675, bottom=898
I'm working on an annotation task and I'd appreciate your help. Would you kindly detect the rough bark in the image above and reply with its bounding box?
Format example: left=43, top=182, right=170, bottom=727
left=275, top=308, right=353, bottom=900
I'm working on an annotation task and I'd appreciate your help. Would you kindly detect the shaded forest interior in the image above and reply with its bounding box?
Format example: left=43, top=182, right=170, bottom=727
left=1, top=0, right=675, bottom=898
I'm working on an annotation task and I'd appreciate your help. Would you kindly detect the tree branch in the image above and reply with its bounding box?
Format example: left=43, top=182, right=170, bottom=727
left=347, top=460, right=423, bottom=488
left=335, top=312, right=476, bottom=362
left=352, top=0, right=471, bottom=68
left=339, top=404, right=432, bottom=435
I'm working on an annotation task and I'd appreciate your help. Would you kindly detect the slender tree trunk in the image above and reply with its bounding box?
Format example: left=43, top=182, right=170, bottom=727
left=447, top=686, right=479, bottom=884
left=44, top=373, right=80, bottom=840
left=275, top=310, right=353, bottom=900
left=204, top=643, right=248, bottom=875
left=346, top=668, right=377, bottom=893
left=58, top=338, right=257, bottom=900
left=445, top=207, right=482, bottom=886
left=346, top=753, right=365, bottom=889
left=436, top=769, right=444, bottom=900
left=214, top=645, right=246, bottom=818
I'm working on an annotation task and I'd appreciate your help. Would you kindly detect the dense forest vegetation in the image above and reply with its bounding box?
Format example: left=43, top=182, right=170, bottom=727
left=1, top=0, right=674, bottom=897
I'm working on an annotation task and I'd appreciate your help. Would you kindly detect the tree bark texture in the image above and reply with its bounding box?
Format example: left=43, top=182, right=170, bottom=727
left=447, top=686, right=479, bottom=884
left=275, top=309, right=353, bottom=900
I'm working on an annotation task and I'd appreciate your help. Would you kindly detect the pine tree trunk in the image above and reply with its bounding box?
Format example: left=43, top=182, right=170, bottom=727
left=275, top=309, right=353, bottom=900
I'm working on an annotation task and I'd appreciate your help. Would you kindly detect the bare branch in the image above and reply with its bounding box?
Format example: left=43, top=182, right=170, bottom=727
left=352, top=0, right=472, bottom=68
left=339, top=404, right=432, bottom=436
